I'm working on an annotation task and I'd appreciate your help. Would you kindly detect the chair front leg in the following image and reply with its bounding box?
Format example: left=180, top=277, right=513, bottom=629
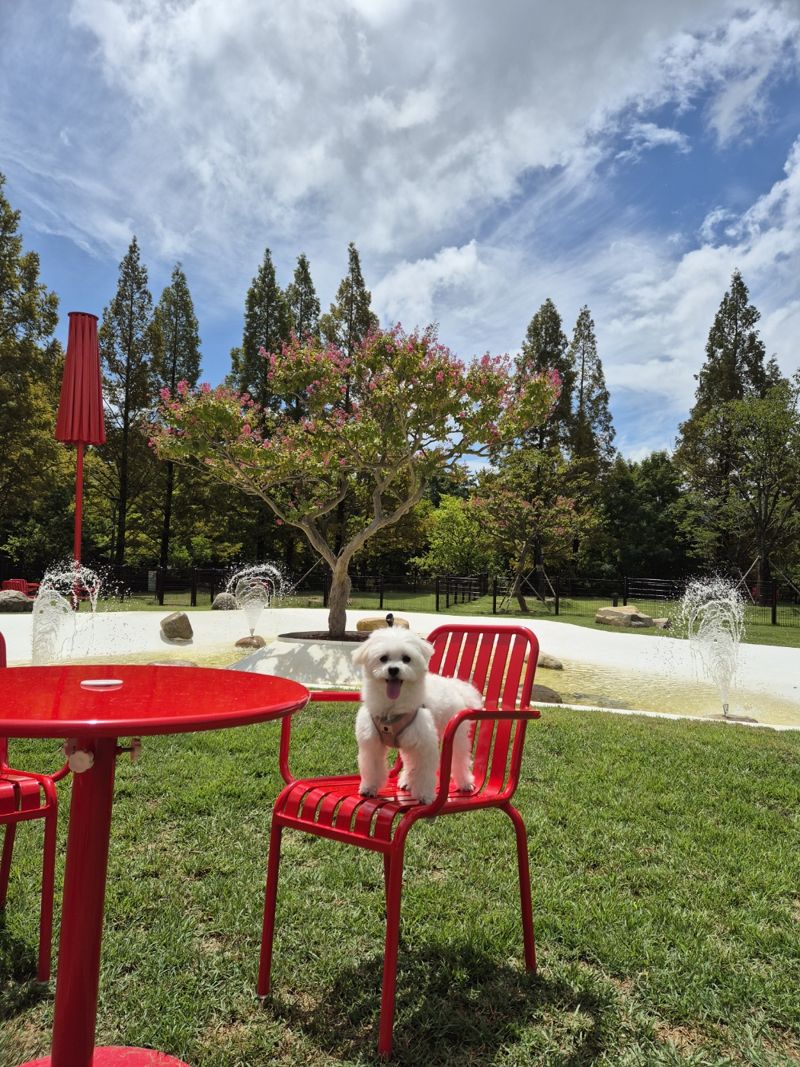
left=257, top=821, right=284, bottom=997
left=379, top=842, right=406, bottom=1060
left=504, top=801, right=537, bottom=971
left=0, top=823, right=16, bottom=908
left=37, top=806, right=58, bottom=983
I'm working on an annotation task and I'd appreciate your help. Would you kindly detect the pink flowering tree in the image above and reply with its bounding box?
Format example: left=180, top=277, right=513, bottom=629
left=151, top=325, right=559, bottom=637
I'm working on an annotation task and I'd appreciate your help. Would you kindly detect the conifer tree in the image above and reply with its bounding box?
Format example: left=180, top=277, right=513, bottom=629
left=568, top=305, right=615, bottom=470
left=320, top=242, right=378, bottom=356
left=230, top=247, right=289, bottom=409
left=319, top=242, right=379, bottom=552
left=516, top=297, right=574, bottom=450
left=285, top=253, right=320, bottom=341
left=151, top=263, right=201, bottom=568
left=0, top=173, right=68, bottom=564
left=99, top=236, right=154, bottom=567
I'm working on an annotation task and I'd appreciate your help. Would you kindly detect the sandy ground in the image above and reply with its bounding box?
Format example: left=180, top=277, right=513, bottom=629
left=2, top=605, right=798, bottom=708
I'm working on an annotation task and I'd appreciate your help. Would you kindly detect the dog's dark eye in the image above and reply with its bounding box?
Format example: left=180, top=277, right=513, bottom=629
left=379, top=655, right=388, bottom=663
left=402, top=655, right=411, bottom=663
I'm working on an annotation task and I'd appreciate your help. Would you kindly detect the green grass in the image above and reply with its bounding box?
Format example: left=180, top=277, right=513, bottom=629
left=2, top=708, right=799, bottom=1065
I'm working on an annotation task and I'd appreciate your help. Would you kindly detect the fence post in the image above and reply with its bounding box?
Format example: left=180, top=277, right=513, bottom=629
left=156, top=567, right=165, bottom=606
left=445, top=575, right=450, bottom=610
left=190, top=569, right=198, bottom=608
left=554, top=574, right=560, bottom=616
left=492, top=577, right=497, bottom=615
left=379, top=574, right=384, bottom=610
left=772, top=580, right=778, bottom=625
left=435, top=577, right=440, bottom=612
left=623, top=576, right=629, bottom=606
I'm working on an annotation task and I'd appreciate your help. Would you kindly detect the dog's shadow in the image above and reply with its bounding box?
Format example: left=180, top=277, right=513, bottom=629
left=267, top=942, right=606, bottom=1065
left=0, top=918, right=51, bottom=1022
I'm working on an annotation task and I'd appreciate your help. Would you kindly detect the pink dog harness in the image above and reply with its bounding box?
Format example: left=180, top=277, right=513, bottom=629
left=372, top=708, right=420, bottom=748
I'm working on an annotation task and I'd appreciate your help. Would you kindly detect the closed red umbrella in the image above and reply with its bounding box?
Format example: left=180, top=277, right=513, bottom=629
left=55, top=311, right=106, bottom=563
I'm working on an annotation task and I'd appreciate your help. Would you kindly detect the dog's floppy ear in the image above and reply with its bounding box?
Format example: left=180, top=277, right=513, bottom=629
left=352, top=637, right=371, bottom=667
left=417, top=636, right=435, bottom=664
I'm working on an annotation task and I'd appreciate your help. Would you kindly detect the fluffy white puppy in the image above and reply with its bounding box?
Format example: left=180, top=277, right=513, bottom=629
left=352, top=627, right=483, bottom=804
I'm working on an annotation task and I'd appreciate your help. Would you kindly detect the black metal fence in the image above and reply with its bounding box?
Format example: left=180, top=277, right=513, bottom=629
left=3, top=560, right=798, bottom=627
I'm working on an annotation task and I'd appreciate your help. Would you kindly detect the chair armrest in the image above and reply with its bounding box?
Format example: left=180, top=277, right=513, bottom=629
left=423, top=705, right=541, bottom=815
left=278, top=689, right=360, bottom=784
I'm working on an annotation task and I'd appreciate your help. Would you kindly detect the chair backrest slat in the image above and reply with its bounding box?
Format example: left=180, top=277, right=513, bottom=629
left=426, top=624, right=539, bottom=796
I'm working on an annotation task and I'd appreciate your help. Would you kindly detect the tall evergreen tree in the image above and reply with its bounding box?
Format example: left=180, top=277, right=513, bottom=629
left=319, top=242, right=379, bottom=553
left=151, top=263, right=202, bottom=569
left=568, top=305, right=615, bottom=469
left=99, top=236, right=154, bottom=568
left=285, top=253, right=320, bottom=341
left=676, top=270, right=783, bottom=572
left=516, top=297, right=574, bottom=450
left=0, top=173, right=69, bottom=565
left=320, top=242, right=379, bottom=356
left=229, top=247, right=289, bottom=409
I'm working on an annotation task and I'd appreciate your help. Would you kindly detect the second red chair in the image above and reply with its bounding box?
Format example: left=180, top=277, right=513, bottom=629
left=257, top=622, right=541, bottom=1058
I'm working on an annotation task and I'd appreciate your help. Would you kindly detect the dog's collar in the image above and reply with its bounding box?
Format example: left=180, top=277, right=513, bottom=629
left=371, top=707, right=421, bottom=748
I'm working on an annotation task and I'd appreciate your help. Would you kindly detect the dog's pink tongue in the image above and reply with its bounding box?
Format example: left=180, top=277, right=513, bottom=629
left=386, top=678, right=403, bottom=701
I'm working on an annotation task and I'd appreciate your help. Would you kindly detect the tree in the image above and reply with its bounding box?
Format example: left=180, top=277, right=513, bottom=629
left=151, top=263, right=202, bottom=568
left=98, top=236, right=155, bottom=568
left=152, top=326, right=557, bottom=637
left=475, top=449, right=596, bottom=610
left=568, top=305, right=615, bottom=470
left=676, top=270, right=784, bottom=575
left=0, top=174, right=69, bottom=566
left=411, top=496, right=500, bottom=577
left=516, top=298, right=574, bottom=450
left=320, top=242, right=379, bottom=356
left=229, top=248, right=289, bottom=410
left=285, top=253, right=320, bottom=341
left=697, top=382, right=800, bottom=588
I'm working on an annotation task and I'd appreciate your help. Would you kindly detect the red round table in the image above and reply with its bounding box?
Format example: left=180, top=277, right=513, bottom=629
left=0, top=664, right=309, bottom=1067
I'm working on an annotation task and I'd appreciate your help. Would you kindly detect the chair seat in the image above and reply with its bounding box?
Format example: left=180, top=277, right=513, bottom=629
left=276, top=773, right=502, bottom=849
left=0, top=771, right=49, bottom=818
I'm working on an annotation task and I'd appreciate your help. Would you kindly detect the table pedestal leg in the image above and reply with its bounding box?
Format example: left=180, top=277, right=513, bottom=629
left=18, top=737, right=190, bottom=1067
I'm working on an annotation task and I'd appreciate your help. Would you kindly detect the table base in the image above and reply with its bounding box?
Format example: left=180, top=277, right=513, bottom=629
left=21, top=1047, right=190, bottom=1066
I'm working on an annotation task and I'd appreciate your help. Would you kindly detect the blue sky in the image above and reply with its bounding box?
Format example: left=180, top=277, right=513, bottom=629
left=2, top=0, right=800, bottom=458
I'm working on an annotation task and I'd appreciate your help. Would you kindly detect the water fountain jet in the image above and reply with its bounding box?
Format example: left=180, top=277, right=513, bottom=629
left=680, top=577, right=749, bottom=721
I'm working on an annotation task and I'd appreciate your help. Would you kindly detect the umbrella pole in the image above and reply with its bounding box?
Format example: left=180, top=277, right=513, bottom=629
left=74, top=442, right=84, bottom=565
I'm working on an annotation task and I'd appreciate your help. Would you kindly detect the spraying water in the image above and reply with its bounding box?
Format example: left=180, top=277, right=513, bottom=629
left=225, top=563, right=288, bottom=637
left=32, top=562, right=103, bottom=664
left=680, top=577, right=746, bottom=719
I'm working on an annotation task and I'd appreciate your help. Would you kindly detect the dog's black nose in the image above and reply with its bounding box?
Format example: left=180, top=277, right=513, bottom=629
left=387, top=666, right=400, bottom=677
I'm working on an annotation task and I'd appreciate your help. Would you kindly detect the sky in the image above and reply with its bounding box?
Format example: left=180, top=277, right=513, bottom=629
left=2, top=0, right=800, bottom=459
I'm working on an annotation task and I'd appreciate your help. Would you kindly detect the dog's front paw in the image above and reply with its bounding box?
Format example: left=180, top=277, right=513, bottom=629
left=359, top=784, right=378, bottom=798
left=397, top=776, right=409, bottom=791
left=456, top=774, right=475, bottom=794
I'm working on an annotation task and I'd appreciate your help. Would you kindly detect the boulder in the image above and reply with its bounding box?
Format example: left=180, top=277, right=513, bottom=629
left=212, top=592, right=238, bottom=610
left=160, top=611, right=194, bottom=641
left=530, top=683, right=563, bottom=704
left=235, top=635, right=266, bottom=649
left=356, top=615, right=410, bottom=633
left=595, top=604, right=654, bottom=627
left=0, top=589, right=34, bottom=613
left=538, top=652, right=563, bottom=670
left=653, top=617, right=671, bottom=629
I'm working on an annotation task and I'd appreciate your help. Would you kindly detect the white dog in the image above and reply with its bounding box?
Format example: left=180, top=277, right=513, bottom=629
left=352, top=627, right=483, bottom=804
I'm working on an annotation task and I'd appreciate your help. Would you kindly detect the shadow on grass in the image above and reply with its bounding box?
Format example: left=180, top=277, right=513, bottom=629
left=267, top=943, right=608, bottom=1065
left=0, top=919, right=51, bottom=1022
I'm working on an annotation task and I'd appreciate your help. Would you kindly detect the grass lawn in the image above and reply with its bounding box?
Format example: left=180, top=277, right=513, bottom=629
left=2, top=707, right=798, bottom=1066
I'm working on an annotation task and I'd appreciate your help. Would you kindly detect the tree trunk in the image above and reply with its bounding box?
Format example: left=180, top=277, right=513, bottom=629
left=159, top=460, right=175, bottom=570
left=512, top=552, right=530, bottom=613
left=326, top=560, right=352, bottom=637
left=756, top=550, right=772, bottom=605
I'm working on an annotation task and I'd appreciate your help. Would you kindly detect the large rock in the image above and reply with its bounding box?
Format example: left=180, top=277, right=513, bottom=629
left=212, top=592, right=238, bottom=610
left=595, top=604, right=654, bottom=627
left=235, top=634, right=266, bottom=649
left=160, top=611, right=194, bottom=641
left=538, top=652, right=563, bottom=670
left=0, top=589, right=33, bottom=613
left=530, top=683, right=563, bottom=704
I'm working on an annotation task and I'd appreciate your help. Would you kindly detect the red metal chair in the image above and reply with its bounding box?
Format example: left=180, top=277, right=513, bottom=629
left=0, top=632, right=68, bottom=982
left=257, top=623, right=541, bottom=1058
